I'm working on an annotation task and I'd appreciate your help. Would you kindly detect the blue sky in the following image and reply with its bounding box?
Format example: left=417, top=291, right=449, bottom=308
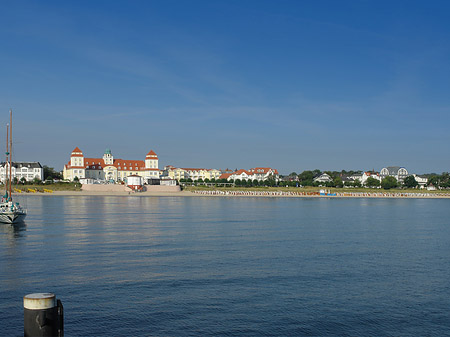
left=1, top=1, right=449, bottom=174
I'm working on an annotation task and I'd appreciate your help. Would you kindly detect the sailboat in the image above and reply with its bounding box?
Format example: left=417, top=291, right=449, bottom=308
left=0, top=110, right=27, bottom=224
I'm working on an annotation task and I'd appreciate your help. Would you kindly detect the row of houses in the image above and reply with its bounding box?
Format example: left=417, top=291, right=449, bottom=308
left=0, top=146, right=438, bottom=190
left=312, top=166, right=428, bottom=186
left=161, top=166, right=222, bottom=181
left=219, top=167, right=279, bottom=182
left=62, top=147, right=280, bottom=185
left=0, top=147, right=432, bottom=190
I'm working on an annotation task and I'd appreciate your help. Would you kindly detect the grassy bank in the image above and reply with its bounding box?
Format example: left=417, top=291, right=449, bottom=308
left=7, top=182, right=82, bottom=193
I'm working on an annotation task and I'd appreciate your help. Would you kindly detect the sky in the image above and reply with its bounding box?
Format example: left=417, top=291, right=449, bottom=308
left=1, top=1, right=449, bottom=175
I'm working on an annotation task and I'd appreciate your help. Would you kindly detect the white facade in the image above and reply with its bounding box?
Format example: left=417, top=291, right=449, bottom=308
left=227, top=167, right=279, bottom=182
left=63, top=148, right=159, bottom=183
left=0, top=162, right=44, bottom=183
left=361, top=171, right=381, bottom=184
left=160, top=178, right=177, bottom=186
left=125, top=175, right=143, bottom=187
left=380, top=166, right=409, bottom=182
left=313, top=173, right=332, bottom=183
left=162, top=166, right=221, bottom=181
left=413, top=174, right=428, bottom=188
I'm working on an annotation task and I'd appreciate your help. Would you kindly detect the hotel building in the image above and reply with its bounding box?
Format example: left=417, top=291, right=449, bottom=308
left=63, top=147, right=159, bottom=183
left=0, top=162, right=44, bottom=183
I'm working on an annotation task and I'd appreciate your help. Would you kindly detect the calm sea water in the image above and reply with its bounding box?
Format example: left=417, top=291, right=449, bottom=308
left=1, top=196, right=450, bottom=336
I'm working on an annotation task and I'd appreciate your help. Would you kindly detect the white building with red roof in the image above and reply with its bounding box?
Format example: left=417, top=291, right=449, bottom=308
left=63, top=147, right=159, bottom=183
left=226, top=167, right=279, bottom=182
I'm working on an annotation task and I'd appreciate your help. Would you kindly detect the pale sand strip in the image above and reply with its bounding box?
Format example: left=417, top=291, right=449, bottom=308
left=13, top=190, right=197, bottom=197
left=12, top=190, right=450, bottom=198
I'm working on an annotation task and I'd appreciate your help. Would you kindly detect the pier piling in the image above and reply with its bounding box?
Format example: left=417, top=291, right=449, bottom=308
left=24, top=293, right=63, bottom=337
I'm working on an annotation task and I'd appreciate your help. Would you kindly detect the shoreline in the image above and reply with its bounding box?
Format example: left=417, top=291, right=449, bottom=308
left=11, top=190, right=450, bottom=199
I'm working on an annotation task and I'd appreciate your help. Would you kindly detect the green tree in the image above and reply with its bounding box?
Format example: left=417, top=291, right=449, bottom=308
left=353, top=179, right=362, bottom=188
left=266, top=176, right=276, bottom=187
left=73, top=176, right=79, bottom=182
left=427, top=175, right=439, bottom=187
left=442, top=172, right=450, bottom=188
left=298, top=170, right=314, bottom=186
left=20, top=177, right=27, bottom=185
left=403, top=175, right=418, bottom=188
left=381, top=176, right=398, bottom=189
left=43, top=166, right=63, bottom=180
left=333, top=177, right=344, bottom=188
left=365, top=177, right=380, bottom=188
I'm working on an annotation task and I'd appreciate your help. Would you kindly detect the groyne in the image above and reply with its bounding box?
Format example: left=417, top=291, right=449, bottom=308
left=190, top=190, right=450, bottom=198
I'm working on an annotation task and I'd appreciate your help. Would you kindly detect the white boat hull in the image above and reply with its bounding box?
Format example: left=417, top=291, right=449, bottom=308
left=0, top=211, right=27, bottom=224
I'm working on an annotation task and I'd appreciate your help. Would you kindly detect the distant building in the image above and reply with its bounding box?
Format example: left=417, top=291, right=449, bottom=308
left=226, top=167, right=279, bottom=182
left=63, top=147, right=159, bottom=183
left=162, top=166, right=221, bottom=181
left=160, top=178, right=177, bottom=186
left=413, top=174, right=428, bottom=188
left=340, top=175, right=355, bottom=185
left=361, top=171, right=381, bottom=184
left=0, top=162, right=44, bottom=183
left=313, top=173, right=332, bottom=183
left=380, top=166, right=409, bottom=182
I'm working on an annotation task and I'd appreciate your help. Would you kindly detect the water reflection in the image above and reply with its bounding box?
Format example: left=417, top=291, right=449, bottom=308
left=0, top=222, right=26, bottom=240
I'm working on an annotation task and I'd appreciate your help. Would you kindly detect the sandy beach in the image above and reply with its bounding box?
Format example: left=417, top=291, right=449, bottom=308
left=13, top=190, right=197, bottom=197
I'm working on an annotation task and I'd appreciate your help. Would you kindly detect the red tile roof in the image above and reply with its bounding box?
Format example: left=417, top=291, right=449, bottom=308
left=67, top=157, right=148, bottom=171
left=234, top=169, right=250, bottom=175
left=146, top=150, right=158, bottom=158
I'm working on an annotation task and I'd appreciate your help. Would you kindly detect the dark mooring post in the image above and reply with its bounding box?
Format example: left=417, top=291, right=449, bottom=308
left=24, top=293, right=63, bottom=337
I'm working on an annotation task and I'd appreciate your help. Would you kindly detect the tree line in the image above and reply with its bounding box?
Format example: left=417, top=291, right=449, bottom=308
left=285, top=170, right=450, bottom=189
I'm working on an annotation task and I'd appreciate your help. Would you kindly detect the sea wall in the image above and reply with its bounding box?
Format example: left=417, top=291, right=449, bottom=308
left=81, top=184, right=181, bottom=193
left=81, top=184, right=131, bottom=192
left=143, top=185, right=181, bottom=193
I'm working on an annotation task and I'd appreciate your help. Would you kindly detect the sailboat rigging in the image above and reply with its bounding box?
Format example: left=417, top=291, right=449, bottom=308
left=0, top=109, right=27, bottom=223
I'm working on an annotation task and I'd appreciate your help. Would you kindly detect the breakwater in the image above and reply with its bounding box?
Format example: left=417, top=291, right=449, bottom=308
left=191, top=189, right=450, bottom=198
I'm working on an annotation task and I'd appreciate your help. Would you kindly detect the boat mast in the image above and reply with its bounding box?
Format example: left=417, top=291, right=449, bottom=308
left=5, top=121, right=9, bottom=196
left=9, top=109, right=12, bottom=199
